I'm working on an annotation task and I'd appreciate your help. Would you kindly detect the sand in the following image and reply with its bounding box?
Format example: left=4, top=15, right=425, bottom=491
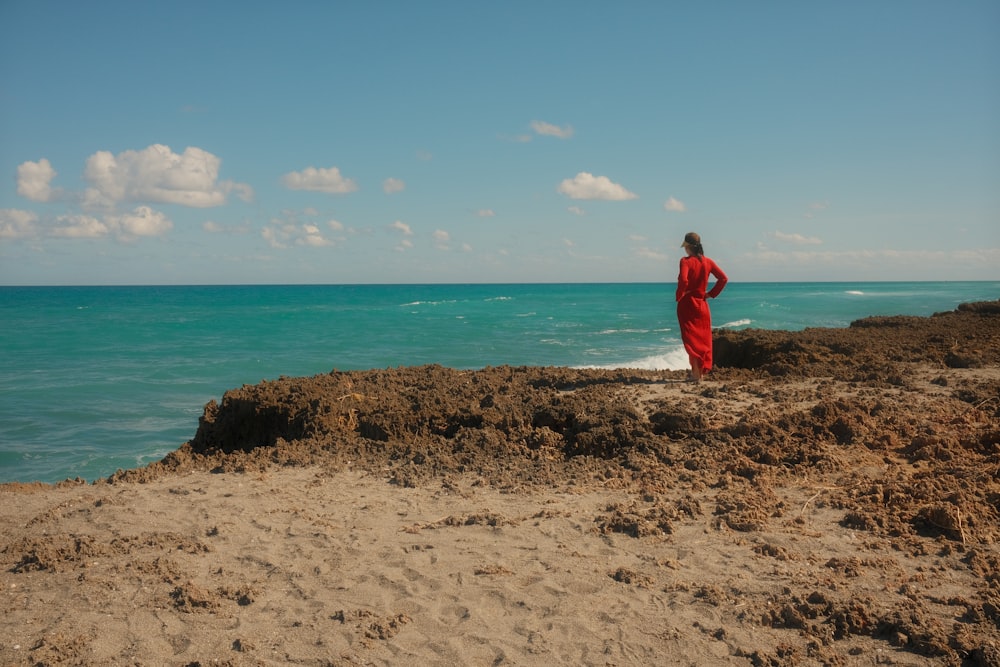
left=2, top=302, right=999, bottom=666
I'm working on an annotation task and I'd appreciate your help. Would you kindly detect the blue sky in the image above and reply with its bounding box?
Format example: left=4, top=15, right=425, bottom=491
left=1, top=1, right=997, bottom=285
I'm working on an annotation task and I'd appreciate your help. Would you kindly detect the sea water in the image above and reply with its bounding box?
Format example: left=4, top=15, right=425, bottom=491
left=2, top=281, right=997, bottom=483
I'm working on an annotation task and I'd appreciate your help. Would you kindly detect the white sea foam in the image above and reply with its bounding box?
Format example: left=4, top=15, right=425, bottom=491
left=718, top=318, right=751, bottom=328
left=578, top=345, right=689, bottom=371
left=399, top=299, right=458, bottom=307
left=845, top=290, right=865, bottom=295
left=597, top=328, right=650, bottom=335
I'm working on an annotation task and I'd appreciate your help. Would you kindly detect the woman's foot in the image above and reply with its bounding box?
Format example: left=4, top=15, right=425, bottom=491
left=689, top=362, right=703, bottom=383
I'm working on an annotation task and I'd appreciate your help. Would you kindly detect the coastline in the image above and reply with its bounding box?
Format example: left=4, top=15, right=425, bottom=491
left=4, top=280, right=998, bottom=486
left=2, top=302, right=998, bottom=665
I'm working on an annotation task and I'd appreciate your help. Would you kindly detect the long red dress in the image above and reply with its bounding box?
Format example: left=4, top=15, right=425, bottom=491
left=676, top=255, right=728, bottom=373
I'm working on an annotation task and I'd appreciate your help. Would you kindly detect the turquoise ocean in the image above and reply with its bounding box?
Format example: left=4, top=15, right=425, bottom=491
left=2, top=282, right=997, bottom=484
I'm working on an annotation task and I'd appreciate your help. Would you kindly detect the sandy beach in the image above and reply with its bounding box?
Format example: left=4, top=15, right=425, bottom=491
left=2, top=302, right=998, bottom=666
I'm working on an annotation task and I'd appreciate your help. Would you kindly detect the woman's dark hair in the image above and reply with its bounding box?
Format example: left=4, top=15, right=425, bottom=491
left=683, top=231, right=704, bottom=256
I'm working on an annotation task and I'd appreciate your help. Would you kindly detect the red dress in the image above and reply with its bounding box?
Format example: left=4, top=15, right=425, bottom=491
left=676, top=255, right=728, bottom=373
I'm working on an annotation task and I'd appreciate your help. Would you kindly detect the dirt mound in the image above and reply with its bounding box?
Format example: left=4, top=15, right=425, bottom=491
left=713, top=300, right=1000, bottom=378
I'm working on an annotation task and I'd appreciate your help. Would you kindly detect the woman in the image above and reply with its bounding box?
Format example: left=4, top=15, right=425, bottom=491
left=676, top=232, right=728, bottom=382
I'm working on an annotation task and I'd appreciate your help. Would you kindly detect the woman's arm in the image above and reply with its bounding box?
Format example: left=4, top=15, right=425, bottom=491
left=706, top=260, right=728, bottom=299
left=675, top=258, right=690, bottom=302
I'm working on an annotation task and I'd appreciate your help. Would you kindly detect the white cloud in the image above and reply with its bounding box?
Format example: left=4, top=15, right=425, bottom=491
left=475, top=209, right=496, bottom=218
left=262, top=225, right=286, bottom=249
left=0, top=209, right=40, bottom=239
left=3, top=206, right=171, bottom=242
left=17, top=159, right=58, bottom=202
left=261, top=210, right=341, bottom=248
left=51, top=214, right=108, bottom=238
left=567, top=206, right=586, bottom=216
left=770, top=230, right=823, bottom=245
left=390, top=220, right=413, bottom=235
left=282, top=166, right=358, bottom=194
left=383, top=177, right=405, bottom=194
left=557, top=172, right=637, bottom=201
left=433, top=229, right=451, bottom=250
left=635, top=246, right=670, bottom=261
left=300, top=224, right=333, bottom=247
left=112, top=206, right=173, bottom=238
left=226, top=182, right=255, bottom=203
left=204, top=219, right=254, bottom=235
left=804, top=201, right=830, bottom=219
left=628, top=234, right=647, bottom=242
left=531, top=120, right=574, bottom=139
left=461, top=243, right=473, bottom=252
left=395, top=238, right=414, bottom=252
left=745, top=247, right=993, bottom=269
left=81, top=144, right=249, bottom=209
left=663, top=197, right=686, bottom=212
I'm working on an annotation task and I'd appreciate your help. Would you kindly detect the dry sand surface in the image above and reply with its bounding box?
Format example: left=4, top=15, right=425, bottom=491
left=2, top=302, right=999, bottom=666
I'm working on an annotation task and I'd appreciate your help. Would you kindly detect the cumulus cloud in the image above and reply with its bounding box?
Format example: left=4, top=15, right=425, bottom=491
left=0, top=209, right=40, bottom=239
left=567, top=206, right=586, bottom=216
left=263, top=222, right=334, bottom=248
left=742, top=248, right=1000, bottom=277
left=50, top=214, right=109, bottom=238
left=112, top=206, right=173, bottom=239
left=261, top=209, right=344, bottom=248
left=433, top=229, right=451, bottom=250
left=203, top=220, right=252, bottom=234
left=390, top=220, right=413, bottom=236
left=282, top=166, right=358, bottom=194
left=17, top=159, right=58, bottom=202
left=663, top=197, right=686, bottom=212
left=805, top=201, right=830, bottom=219
left=262, top=225, right=287, bottom=249
left=531, top=120, right=574, bottom=139
left=2, top=205, right=174, bottom=242
left=80, top=144, right=249, bottom=209
left=770, top=230, right=823, bottom=245
left=383, top=178, right=405, bottom=194
left=475, top=209, right=496, bottom=218
left=227, top=182, right=255, bottom=203
left=634, top=246, right=670, bottom=261
left=557, top=172, right=637, bottom=201
left=300, top=224, right=333, bottom=247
